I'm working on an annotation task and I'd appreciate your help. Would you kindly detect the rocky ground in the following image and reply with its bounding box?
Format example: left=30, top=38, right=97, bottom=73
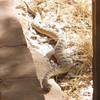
left=14, top=0, right=93, bottom=100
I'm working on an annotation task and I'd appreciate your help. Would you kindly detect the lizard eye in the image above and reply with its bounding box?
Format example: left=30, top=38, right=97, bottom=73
left=75, top=61, right=83, bottom=66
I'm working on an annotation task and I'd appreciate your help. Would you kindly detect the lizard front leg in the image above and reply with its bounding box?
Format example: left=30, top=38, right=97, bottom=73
left=42, top=62, right=75, bottom=93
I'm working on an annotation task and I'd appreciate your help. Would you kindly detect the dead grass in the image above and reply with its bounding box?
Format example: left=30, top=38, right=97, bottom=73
left=15, top=0, right=93, bottom=99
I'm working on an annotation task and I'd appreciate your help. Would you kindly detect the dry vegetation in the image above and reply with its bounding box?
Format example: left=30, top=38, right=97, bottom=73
left=15, top=0, right=93, bottom=99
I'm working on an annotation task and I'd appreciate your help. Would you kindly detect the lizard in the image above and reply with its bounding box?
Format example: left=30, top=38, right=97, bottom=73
left=24, top=2, right=83, bottom=93
left=0, top=1, right=66, bottom=99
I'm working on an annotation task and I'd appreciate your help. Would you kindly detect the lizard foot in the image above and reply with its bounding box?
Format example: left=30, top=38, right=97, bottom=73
left=42, top=79, right=52, bottom=93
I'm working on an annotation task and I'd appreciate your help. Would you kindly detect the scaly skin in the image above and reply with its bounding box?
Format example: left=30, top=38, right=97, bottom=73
left=25, top=2, right=77, bottom=93
left=42, top=31, right=75, bottom=93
